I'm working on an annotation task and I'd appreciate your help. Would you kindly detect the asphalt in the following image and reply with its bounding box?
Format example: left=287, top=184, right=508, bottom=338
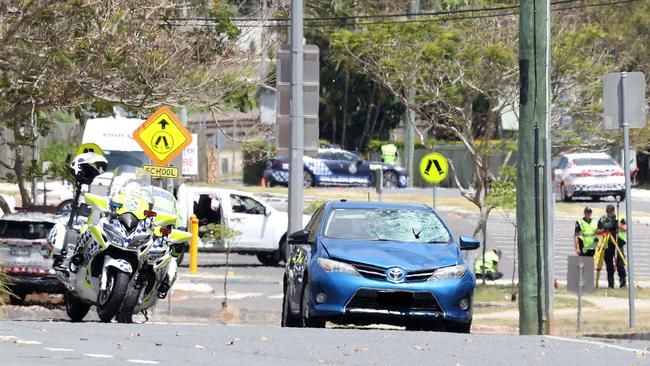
left=0, top=321, right=648, bottom=366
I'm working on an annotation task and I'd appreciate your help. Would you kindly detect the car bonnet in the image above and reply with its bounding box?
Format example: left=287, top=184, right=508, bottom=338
left=320, top=238, right=460, bottom=271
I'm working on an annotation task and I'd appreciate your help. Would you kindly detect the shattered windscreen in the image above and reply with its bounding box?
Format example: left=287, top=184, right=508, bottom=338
left=323, top=208, right=451, bottom=243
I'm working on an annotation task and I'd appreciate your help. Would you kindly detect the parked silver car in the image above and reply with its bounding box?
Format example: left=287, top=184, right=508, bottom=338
left=552, top=152, right=625, bottom=202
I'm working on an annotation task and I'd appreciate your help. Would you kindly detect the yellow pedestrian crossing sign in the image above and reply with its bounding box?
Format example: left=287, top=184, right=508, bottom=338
left=133, top=106, right=193, bottom=166
left=419, top=152, right=448, bottom=184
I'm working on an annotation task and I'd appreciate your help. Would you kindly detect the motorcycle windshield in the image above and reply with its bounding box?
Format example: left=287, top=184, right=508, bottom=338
left=108, top=166, right=154, bottom=220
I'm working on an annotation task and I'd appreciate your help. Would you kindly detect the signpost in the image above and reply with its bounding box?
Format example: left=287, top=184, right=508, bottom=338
left=133, top=106, right=193, bottom=167
left=419, top=152, right=449, bottom=209
left=603, top=71, right=646, bottom=329
left=567, top=256, right=595, bottom=330
left=133, top=106, right=193, bottom=178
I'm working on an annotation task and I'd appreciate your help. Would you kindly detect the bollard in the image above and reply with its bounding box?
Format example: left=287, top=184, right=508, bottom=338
left=189, top=214, right=199, bottom=275
left=375, top=168, right=383, bottom=202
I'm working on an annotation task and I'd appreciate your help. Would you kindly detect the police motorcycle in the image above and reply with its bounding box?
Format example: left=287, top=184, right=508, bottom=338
left=50, top=162, right=190, bottom=323
left=117, top=182, right=192, bottom=323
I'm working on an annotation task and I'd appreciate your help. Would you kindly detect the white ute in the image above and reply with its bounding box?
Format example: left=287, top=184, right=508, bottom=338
left=176, top=184, right=310, bottom=265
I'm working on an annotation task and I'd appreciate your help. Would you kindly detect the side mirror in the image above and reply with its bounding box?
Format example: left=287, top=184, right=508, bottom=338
left=459, top=236, right=480, bottom=250
left=154, top=213, right=178, bottom=227
left=264, top=207, right=272, bottom=217
left=288, top=230, right=310, bottom=245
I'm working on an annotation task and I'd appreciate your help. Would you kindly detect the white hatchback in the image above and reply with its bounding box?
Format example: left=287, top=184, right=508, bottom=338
left=552, top=152, right=625, bottom=202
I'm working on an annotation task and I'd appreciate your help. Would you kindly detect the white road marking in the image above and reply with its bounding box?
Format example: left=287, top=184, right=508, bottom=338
left=0, top=336, right=18, bottom=341
left=268, top=294, right=284, bottom=299
left=84, top=353, right=115, bottom=358
left=14, top=340, right=42, bottom=345
left=127, top=360, right=160, bottom=364
left=545, top=336, right=647, bottom=355
left=216, top=292, right=264, bottom=300
left=45, top=347, right=75, bottom=352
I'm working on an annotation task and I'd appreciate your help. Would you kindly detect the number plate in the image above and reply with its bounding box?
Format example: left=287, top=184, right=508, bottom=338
left=10, top=247, right=31, bottom=257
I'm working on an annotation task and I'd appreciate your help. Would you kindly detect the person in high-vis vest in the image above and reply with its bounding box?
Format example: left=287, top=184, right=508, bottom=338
left=380, top=143, right=398, bottom=165
left=574, top=206, right=597, bottom=257
left=474, top=248, right=503, bottom=280
left=616, top=213, right=627, bottom=288
left=597, top=204, right=627, bottom=288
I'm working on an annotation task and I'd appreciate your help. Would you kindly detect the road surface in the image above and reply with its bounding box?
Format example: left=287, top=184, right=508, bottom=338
left=0, top=321, right=647, bottom=366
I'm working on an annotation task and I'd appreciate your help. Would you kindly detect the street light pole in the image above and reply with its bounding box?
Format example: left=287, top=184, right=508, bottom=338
left=288, top=0, right=304, bottom=234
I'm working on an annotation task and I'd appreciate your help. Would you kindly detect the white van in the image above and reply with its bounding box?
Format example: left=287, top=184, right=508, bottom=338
left=82, top=115, right=150, bottom=194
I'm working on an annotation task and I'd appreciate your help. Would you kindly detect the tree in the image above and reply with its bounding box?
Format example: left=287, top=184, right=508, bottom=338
left=331, top=16, right=519, bottom=244
left=485, top=167, right=517, bottom=295
left=199, top=223, right=241, bottom=309
left=303, top=0, right=405, bottom=150
left=0, top=0, right=254, bottom=206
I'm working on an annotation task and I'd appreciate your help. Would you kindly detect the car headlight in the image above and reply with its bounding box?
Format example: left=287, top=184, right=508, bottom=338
left=428, top=264, right=466, bottom=281
left=317, top=258, right=360, bottom=276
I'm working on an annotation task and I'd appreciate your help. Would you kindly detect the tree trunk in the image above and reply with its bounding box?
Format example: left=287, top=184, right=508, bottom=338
left=0, top=195, right=11, bottom=215
left=13, top=122, right=32, bottom=207
left=357, top=85, right=377, bottom=149
left=329, top=104, right=337, bottom=144
left=340, top=67, right=350, bottom=148
left=474, top=205, right=491, bottom=284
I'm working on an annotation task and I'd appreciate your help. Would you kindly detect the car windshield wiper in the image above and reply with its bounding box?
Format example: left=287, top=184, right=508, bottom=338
left=374, top=238, right=402, bottom=242
left=427, top=240, right=449, bottom=244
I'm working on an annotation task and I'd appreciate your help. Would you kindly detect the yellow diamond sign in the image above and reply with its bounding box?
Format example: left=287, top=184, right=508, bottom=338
left=133, top=107, right=193, bottom=166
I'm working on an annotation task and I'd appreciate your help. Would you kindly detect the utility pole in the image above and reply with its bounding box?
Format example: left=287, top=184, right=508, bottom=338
left=287, top=0, right=304, bottom=234
left=518, top=0, right=549, bottom=335
left=542, top=0, right=555, bottom=334
left=403, top=0, right=419, bottom=180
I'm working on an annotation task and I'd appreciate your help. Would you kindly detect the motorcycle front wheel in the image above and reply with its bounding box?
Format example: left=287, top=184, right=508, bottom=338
left=96, top=269, right=130, bottom=323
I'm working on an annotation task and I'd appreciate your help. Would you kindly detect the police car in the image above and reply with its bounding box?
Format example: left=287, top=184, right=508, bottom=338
left=264, top=147, right=408, bottom=188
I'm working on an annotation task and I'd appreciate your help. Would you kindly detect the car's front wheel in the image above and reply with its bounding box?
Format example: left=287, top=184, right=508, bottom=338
left=300, top=281, right=325, bottom=328
left=383, top=170, right=399, bottom=188
left=303, top=171, right=315, bottom=188
left=281, top=279, right=300, bottom=328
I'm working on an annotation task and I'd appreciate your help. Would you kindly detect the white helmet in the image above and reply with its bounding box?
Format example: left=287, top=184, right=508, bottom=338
left=69, top=152, right=108, bottom=185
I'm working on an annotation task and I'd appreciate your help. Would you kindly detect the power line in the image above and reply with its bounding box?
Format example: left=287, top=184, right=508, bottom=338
left=168, top=0, right=629, bottom=24
left=161, top=0, right=639, bottom=28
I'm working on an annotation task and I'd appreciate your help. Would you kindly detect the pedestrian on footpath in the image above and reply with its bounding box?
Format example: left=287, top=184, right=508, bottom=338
left=474, top=248, right=503, bottom=280
left=597, top=204, right=627, bottom=288
left=574, top=206, right=597, bottom=257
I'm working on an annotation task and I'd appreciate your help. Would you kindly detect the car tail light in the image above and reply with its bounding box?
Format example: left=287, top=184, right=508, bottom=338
left=612, top=171, right=624, bottom=176
left=577, top=171, right=592, bottom=177
left=271, top=159, right=283, bottom=168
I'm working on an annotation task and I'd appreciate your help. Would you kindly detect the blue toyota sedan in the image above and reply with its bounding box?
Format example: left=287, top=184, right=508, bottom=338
left=281, top=201, right=480, bottom=332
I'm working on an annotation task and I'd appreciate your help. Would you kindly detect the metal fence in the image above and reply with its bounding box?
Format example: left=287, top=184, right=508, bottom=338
left=371, top=145, right=517, bottom=188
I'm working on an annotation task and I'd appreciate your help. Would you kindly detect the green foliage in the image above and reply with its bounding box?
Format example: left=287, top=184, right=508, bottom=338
left=305, top=200, right=326, bottom=215
left=241, top=141, right=275, bottom=186
left=0, top=1, right=253, bottom=206
left=39, top=142, right=76, bottom=181
left=485, top=180, right=516, bottom=211
left=0, top=270, right=14, bottom=306
left=199, top=223, right=241, bottom=244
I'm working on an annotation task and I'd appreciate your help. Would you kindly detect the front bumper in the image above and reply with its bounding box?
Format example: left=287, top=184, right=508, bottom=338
left=9, top=275, right=64, bottom=294
left=308, top=264, right=474, bottom=324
